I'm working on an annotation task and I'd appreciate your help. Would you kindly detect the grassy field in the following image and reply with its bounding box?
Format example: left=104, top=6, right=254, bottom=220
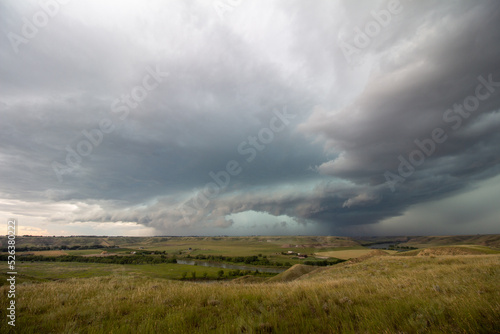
left=398, top=245, right=500, bottom=257
left=6, top=235, right=367, bottom=267
left=28, top=250, right=69, bottom=256
left=7, top=235, right=359, bottom=255
left=0, top=261, right=267, bottom=285
left=126, top=237, right=360, bottom=264
left=65, top=248, right=138, bottom=256
left=1, top=254, right=498, bottom=333
left=400, top=235, right=500, bottom=248
left=1, top=235, right=499, bottom=333
left=315, top=248, right=398, bottom=259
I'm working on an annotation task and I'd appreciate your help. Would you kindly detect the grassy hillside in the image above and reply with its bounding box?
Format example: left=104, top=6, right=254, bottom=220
left=315, top=248, right=396, bottom=260
left=397, top=245, right=500, bottom=257
left=267, top=264, right=319, bottom=283
left=2, top=253, right=498, bottom=333
left=354, top=234, right=500, bottom=248
left=401, top=235, right=500, bottom=248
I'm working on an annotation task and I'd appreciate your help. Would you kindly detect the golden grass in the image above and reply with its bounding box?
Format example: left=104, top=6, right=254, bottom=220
left=29, top=250, right=69, bottom=256
left=315, top=248, right=395, bottom=259
left=399, top=245, right=500, bottom=257
left=1, top=254, right=498, bottom=333
left=267, top=264, right=319, bottom=282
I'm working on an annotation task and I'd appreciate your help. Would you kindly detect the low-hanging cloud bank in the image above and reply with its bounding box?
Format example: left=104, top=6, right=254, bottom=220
left=1, top=0, right=499, bottom=236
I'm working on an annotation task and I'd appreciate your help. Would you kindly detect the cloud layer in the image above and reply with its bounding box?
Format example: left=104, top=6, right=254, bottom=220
left=1, top=0, right=499, bottom=236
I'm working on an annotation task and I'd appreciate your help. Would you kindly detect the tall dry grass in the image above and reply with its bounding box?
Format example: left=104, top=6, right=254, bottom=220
left=1, top=254, right=498, bottom=333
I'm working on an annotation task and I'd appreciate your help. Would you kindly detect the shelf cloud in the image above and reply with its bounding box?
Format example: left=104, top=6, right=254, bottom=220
left=1, top=0, right=499, bottom=236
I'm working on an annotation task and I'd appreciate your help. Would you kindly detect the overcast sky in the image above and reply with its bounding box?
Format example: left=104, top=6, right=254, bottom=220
left=1, top=0, right=499, bottom=236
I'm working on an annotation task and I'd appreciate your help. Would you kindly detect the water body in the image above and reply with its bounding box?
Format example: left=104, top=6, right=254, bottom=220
left=369, top=242, right=395, bottom=249
left=176, top=260, right=286, bottom=274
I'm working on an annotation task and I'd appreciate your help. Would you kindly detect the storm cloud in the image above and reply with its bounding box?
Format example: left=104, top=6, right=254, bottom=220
left=1, top=0, right=499, bottom=236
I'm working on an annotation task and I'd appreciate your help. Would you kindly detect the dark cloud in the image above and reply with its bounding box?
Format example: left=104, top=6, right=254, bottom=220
left=0, top=0, right=499, bottom=236
left=297, top=0, right=500, bottom=229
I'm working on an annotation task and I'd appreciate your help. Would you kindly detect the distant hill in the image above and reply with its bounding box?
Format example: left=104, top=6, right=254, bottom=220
left=5, top=234, right=499, bottom=252
left=401, top=235, right=500, bottom=248
left=6, top=235, right=361, bottom=248
left=397, top=245, right=500, bottom=256
left=354, top=234, right=500, bottom=249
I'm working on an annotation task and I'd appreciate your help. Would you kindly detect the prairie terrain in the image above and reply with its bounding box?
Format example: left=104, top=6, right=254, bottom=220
left=1, top=235, right=499, bottom=333
left=314, top=248, right=399, bottom=260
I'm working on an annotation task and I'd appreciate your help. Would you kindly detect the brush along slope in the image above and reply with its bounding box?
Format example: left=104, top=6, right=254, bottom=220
left=266, top=264, right=320, bottom=282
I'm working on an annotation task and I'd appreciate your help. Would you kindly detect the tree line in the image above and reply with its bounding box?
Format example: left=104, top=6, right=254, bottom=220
left=185, top=254, right=345, bottom=267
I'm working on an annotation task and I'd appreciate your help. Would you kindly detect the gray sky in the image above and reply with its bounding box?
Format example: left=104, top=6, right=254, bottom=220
left=1, top=0, right=499, bottom=236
